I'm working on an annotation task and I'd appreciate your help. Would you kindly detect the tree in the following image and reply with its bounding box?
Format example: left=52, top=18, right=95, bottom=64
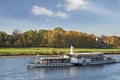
left=0, top=31, right=8, bottom=47
left=0, top=27, right=119, bottom=48
left=22, top=30, right=37, bottom=47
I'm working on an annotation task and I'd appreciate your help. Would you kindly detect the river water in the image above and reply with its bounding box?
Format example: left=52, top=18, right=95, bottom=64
left=0, top=55, right=120, bottom=80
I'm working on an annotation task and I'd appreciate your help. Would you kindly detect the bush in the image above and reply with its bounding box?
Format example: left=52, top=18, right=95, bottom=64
left=49, top=48, right=57, bottom=55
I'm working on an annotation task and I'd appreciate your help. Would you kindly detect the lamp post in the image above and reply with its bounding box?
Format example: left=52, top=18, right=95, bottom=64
left=96, top=37, right=99, bottom=47
left=70, top=45, right=74, bottom=55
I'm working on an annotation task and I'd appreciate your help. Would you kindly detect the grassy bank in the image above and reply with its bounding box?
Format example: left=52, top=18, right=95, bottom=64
left=0, top=47, right=120, bottom=56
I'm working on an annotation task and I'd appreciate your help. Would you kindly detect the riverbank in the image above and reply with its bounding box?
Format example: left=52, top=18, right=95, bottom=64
left=0, top=55, right=33, bottom=58
left=0, top=47, right=120, bottom=56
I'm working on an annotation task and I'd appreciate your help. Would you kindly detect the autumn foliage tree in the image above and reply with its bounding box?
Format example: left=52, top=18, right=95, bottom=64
left=0, top=27, right=120, bottom=48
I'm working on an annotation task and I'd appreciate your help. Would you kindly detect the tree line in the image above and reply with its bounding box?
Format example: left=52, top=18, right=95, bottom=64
left=0, top=27, right=120, bottom=48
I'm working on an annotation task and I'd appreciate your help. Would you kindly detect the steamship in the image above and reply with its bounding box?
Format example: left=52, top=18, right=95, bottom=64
left=70, top=46, right=117, bottom=65
left=27, top=46, right=117, bottom=68
left=27, top=55, right=73, bottom=68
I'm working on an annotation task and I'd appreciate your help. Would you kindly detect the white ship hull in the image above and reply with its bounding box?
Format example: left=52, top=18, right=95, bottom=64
left=27, top=63, right=73, bottom=68
left=71, top=58, right=117, bottom=65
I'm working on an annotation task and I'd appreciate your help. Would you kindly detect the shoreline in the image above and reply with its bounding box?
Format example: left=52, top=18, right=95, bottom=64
left=0, top=52, right=120, bottom=58
left=0, top=55, right=35, bottom=58
left=0, top=55, right=61, bottom=58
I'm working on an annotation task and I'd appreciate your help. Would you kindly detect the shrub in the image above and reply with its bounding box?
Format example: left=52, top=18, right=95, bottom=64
left=49, top=48, right=57, bottom=55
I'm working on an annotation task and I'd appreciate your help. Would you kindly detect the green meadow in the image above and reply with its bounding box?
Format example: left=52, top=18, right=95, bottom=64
left=0, top=47, right=120, bottom=56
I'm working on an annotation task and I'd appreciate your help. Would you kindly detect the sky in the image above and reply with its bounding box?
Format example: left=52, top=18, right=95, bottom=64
left=0, top=0, right=120, bottom=36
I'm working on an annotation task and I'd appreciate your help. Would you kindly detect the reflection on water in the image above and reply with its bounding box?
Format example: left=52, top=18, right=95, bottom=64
left=27, top=65, right=115, bottom=80
left=0, top=55, right=120, bottom=80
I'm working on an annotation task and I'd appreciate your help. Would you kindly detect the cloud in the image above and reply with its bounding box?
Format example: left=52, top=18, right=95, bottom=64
left=63, top=0, right=120, bottom=18
left=32, top=6, right=55, bottom=17
left=65, top=0, right=89, bottom=11
left=56, top=11, right=69, bottom=18
left=86, top=3, right=120, bottom=18
left=32, top=5, right=69, bottom=18
left=57, top=4, right=61, bottom=8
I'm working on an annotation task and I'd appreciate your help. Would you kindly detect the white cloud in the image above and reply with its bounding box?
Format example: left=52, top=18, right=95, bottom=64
left=56, top=11, right=69, bottom=18
left=32, top=5, right=69, bottom=18
left=86, top=3, right=120, bottom=18
left=57, top=4, right=61, bottom=8
left=32, top=6, right=54, bottom=17
left=65, top=0, right=89, bottom=11
left=64, top=0, right=120, bottom=18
